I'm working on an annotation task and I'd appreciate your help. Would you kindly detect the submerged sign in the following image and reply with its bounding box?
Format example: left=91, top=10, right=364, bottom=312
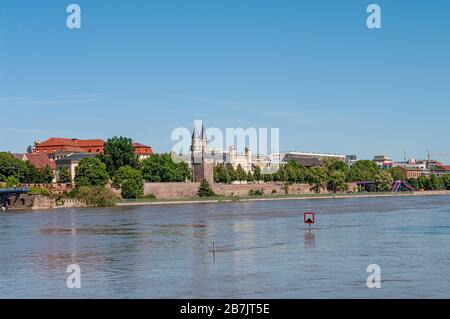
left=304, top=212, right=315, bottom=225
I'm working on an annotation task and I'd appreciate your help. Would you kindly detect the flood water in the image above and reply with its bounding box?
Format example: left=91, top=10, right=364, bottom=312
left=1, top=195, right=450, bottom=298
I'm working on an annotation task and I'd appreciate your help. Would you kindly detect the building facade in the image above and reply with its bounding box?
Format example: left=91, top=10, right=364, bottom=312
left=55, top=153, right=97, bottom=182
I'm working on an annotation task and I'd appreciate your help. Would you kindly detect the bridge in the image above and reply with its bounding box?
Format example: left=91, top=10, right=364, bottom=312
left=355, top=180, right=415, bottom=192
left=0, top=188, right=30, bottom=210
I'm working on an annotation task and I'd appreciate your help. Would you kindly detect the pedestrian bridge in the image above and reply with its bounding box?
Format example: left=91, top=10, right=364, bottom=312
left=0, top=188, right=30, bottom=209
left=355, top=180, right=415, bottom=192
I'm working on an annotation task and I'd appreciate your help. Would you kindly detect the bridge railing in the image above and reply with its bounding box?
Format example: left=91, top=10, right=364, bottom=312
left=0, top=187, right=30, bottom=195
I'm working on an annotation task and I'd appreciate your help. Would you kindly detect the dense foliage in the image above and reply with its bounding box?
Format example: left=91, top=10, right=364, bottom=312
left=74, top=186, right=118, bottom=207
left=0, top=152, right=53, bottom=184
left=58, top=166, right=72, bottom=183
left=100, top=136, right=139, bottom=175
left=140, top=153, right=191, bottom=182
left=112, top=166, right=144, bottom=199
left=75, top=157, right=110, bottom=187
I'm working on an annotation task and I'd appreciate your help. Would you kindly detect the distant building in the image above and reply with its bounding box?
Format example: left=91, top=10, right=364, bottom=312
left=26, top=153, right=56, bottom=171
left=55, top=153, right=97, bottom=182
left=372, top=155, right=394, bottom=169
left=398, top=167, right=427, bottom=179
left=133, top=143, right=153, bottom=161
left=33, top=138, right=105, bottom=154
left=273, top=151, right=346, bottom=168
left=31, top=137, right=153, bottom=162
left=210, top=146, right=253, bottom=172
left=346, top=155, right=357, bottom=167
left=394, top=158, right=427, bottom=170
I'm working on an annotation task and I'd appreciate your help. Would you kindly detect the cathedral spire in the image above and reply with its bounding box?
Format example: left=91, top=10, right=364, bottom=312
left=201, top=125, right=207, bottom=140
left=192, top=126, right=199, bottom=139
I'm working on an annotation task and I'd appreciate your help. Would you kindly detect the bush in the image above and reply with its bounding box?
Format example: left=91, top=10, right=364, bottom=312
left=271, top=189, right=277, bottom=195
left=197, top=179, right=216, bottom=197
left=75, top=186, right=118, bottom=207
left=29, top=187, right=51, bottom=197
left=249, top=188, right=265, bottom=196
left=5, top=176, right=21, bottom=188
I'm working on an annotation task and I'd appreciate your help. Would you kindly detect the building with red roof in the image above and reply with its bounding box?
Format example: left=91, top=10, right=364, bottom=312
left=26, top=153, right=56, bottom=170
left=32, top=138, right=105, bottom=154
left=133, top=143, right=153, bottom=161
left=31, top=137, right=153, bottom=162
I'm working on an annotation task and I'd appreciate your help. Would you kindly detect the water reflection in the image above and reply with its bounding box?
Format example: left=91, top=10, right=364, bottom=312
left=304, top=229, right=316, bottom=249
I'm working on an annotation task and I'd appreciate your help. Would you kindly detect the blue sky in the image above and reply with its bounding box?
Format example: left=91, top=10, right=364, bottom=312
left=0, top=0, right=449, bottom=162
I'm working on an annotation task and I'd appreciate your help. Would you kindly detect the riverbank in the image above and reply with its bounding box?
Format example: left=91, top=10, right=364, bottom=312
left=117, top=190, right=450, bottom=206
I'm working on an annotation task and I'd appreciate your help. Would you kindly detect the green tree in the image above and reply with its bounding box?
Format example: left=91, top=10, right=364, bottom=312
left=407, top=178, right=419, bottom=190
left=349, top=160, right=380, bottom=182
left=253, top=166, right=262, bottom=181
left=75, top=157, right=110, bottom=187
left=389, top=167, right=407, bottom=181
left=328, top=170, right=348, bottom=193
left=308, top=167, right=328, bottom=194
left=375, top=171, right=393, bottom=192
left=263, top=172, right=274, bottom=182
left=58, top=166, right=72, bottom=183
left=25, top=163, right=54, bottom=184
left=418, top=175, right=428, bottom=190
left=442, top=175, right=450, bottom=190
left=246, top=171, right=254, bottom=182
left=100, top=136, right=138, bottom=175
left=427, top=174, right=442, bottom=191
left=112, top=166, right=144, bottom=199
left=141, top=153, right=190, bottom=182
left=235, top=164, right=247, bottom=181
left=197, top=179, right=216, bottom=197
left=225, top=164, right=236, bottom=182
left=214, top=164, right=228, bottom=183
left=324, top=158, right=349, bottom=178
left=0, top=152, right=28, bottom=182
left=283, top=161, right=306, bottom=183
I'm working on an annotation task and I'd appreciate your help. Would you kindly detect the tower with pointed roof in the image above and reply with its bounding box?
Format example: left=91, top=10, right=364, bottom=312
left=191, top=123, right=213, bottom=183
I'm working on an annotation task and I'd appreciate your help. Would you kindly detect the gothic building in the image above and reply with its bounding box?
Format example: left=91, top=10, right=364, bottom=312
left=190, top=125, right=214, bottom=183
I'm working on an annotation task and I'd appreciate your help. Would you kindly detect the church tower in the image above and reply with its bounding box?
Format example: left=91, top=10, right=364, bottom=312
left=191, top=123, right=214, bottom=184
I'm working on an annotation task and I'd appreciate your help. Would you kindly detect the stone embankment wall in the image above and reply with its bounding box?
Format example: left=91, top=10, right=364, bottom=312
left=23, top=183, right=75, bottom=194
left=5, top=194, right=56, bottom=210
left=143, top=182, right=329, bottom=199
left=144, top=182, right=201, bottom=199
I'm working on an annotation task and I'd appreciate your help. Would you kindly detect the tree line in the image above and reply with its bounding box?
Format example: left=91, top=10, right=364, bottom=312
left=214, top=159, right=450, bottom=193
left=0, top=152, right=54, bottom=186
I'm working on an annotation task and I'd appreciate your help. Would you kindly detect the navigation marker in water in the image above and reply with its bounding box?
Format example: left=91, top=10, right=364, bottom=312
left=304, top=212, right=315, bottom=231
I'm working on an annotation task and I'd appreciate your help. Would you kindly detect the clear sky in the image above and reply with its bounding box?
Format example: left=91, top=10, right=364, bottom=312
left=0, top=0, right=449, bottom=162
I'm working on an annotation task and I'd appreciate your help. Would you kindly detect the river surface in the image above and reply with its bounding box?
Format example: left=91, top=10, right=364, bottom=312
left=1, top=195, right=450, bottom=298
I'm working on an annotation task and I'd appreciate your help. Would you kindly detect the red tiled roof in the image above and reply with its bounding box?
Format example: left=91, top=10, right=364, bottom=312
left=37, top=138, right=105, bottom=148
left=26, top=153, right=56, bottom=170
left=133, top=142, right=153, bottom=155
left=133, top=142, right=148, bottom=147
left=443, top=165, right=450, bottom=171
